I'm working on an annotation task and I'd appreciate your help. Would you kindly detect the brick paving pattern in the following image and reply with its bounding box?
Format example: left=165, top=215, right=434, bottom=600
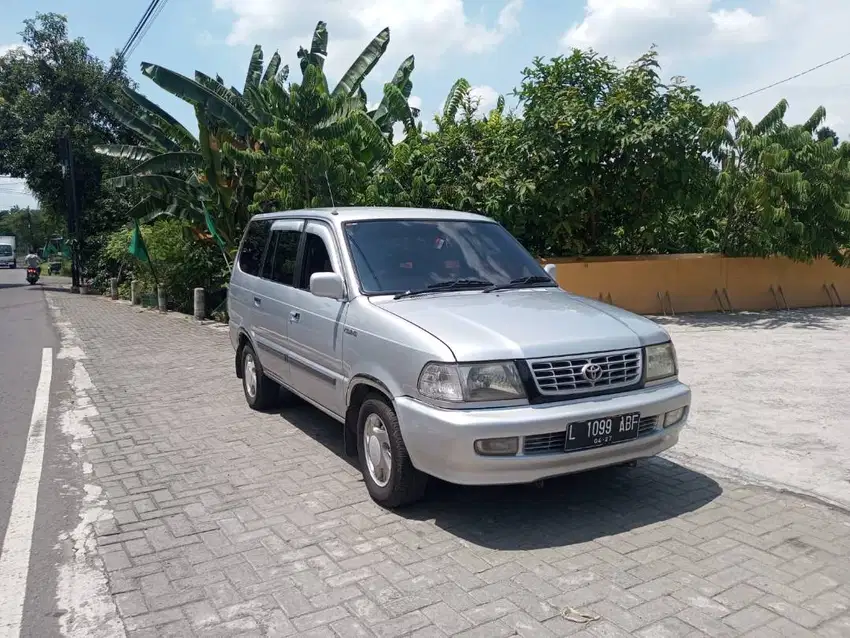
left=48, top=291, right=850, bottom=637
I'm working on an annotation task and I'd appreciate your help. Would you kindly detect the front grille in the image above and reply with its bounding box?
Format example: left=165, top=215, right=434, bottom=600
left=529, top=349, right=642, bottom=396
left=523, top=416, right=658, bottom=455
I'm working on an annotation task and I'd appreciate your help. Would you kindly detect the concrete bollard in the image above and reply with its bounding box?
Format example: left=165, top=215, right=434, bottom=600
left=157, top=286, right=167, bottom=313
left=79, top=283, right=89, bottom=295
left=130, top=280, right=140, bottom=305
left=110, top=277, right=118, bottom=300
left=193, top=288, right=205, bottom=321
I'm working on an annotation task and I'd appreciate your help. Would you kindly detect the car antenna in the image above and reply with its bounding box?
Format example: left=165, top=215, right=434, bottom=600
left=324, top=170, right=338, bottom=215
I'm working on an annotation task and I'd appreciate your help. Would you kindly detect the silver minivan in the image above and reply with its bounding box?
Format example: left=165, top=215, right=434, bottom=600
left=229, top=207, right=691, bottom=507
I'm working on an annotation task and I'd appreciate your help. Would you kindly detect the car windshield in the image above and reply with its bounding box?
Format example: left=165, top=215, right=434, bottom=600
left=343, top=219, right=552, bottom=295
left=0, top=245, right=12, bottom=256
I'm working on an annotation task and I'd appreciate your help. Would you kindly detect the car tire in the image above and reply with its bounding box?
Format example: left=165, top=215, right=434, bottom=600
left=241, top=344, right=280, bottom=411
left=357, top=394, right=428, bottom=508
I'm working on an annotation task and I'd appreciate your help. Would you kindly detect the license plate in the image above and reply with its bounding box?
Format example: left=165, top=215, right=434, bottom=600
left=565, top=412, right=641, bottom=452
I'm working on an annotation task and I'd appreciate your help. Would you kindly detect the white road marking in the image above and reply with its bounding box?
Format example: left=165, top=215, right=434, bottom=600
left=0, top=347, right=53, bottom=638
left=48, top=296, right=125, bottom=638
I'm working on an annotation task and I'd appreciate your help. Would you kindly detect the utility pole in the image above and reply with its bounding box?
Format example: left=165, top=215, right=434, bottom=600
left=56, top=54, right=128, bottom=294
left=25, top=208, right=34, bottom=250
left=59, top=135, right=81, bottom=291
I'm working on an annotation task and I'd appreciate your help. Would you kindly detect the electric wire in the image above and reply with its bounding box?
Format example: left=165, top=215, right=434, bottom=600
left=119, top=0, right=162, bottom=61
left=727, top=51, right=850, bottom=103
left=124, top=0, right=171, bottom=62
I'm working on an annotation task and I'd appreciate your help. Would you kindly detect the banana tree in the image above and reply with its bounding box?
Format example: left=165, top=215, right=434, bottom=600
left=96, top=46, right=286, bottom=254
left=232, top=62, right=393, bottom=211
left=226, top=21, right=422, bottom=211
left=300, top=21, right=421, bottom=142
left=97, top=20, right=422, bottom=250
left=369, top=55, right=420, bottom=142
left=435, top=78, right=472, bottom=129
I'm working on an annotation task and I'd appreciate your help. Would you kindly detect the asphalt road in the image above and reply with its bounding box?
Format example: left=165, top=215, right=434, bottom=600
left=0, top=267, right=78, bottom=637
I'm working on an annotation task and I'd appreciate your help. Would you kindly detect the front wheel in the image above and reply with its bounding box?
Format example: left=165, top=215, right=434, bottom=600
left=357, top=395, right=428, bottom=508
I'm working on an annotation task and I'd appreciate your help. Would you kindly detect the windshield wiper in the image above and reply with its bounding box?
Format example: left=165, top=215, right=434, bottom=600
left=393, top=278, right=493, bottom=300
left=482, top=275, right=557, bottom=293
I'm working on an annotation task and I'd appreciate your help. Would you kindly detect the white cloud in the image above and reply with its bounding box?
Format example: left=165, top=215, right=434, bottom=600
left=561, top=1, right=850, bottom=137
left=212, top=0, right=523, bottom=83
left=469, top=85, right=500, bottom=113
left=0, top=177, right=37, bottom=211
left=710, top=8, right=768, bottom=44
left=562, top=0, right=768, bottom=63
left=0, top=43, right=30, bottom=57
left=433, top=84, right=500, bottom=123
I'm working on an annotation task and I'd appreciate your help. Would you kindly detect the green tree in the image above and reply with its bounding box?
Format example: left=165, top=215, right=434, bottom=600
left=365, top=83, right=530, bottom=226
left=98, top=21, right=418, bottom=248
left=816, top=126, right=839, bottom=147
left=514, top=48, right=719, bottom=257
left=104, top=218, right=227, bottom=312
left=0, top=206, right=59, bottom=252
left=712, top=100, right=850, bottom=264
left=94, top=48, right=280, bottom=253
left=0, top=13, right=138, bottom=272
left=229, top=21, right=415, bottom=211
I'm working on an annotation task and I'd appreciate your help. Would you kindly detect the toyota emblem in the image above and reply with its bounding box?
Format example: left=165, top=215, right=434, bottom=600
left=581, top=362, right=604, bottom=384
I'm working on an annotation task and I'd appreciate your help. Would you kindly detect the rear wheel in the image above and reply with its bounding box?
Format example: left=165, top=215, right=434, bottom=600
left=357, top=395, right=428, bottom=508
left=241, top=344, right=280, bottom=410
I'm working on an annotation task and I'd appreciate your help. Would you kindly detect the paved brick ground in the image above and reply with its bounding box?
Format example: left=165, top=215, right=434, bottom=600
left=47, top=291, right=850, bottom=637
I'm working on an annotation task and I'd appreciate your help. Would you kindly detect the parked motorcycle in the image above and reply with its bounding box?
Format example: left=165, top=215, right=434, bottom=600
left=26, top=267, right=40, bottom=285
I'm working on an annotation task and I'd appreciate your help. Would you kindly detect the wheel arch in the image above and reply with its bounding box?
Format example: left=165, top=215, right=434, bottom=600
left=235, top=329, right=253, bottom=379
left=343, top=375, right=395, bottom=457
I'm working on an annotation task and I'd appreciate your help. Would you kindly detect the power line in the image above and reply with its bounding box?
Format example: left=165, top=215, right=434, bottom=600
left=124, top=0, right=171, bottom=62
left=727, top=51, right=850, bottom=103
left=120, top=0, right=162, bottom=61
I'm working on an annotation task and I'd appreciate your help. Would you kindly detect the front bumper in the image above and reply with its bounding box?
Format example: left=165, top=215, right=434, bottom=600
left=395, top=381, right=691, bottom=485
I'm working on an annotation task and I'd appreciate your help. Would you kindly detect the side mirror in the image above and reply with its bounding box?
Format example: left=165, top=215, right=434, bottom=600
left=544, top=263, right=557, bottom=280
left=310, top=272, right=345, bottom=300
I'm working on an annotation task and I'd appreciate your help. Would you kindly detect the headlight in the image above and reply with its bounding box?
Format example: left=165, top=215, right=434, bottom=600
left=418, top=361, right=526, bottom=402
left=645, top=342, right=677, bottom=381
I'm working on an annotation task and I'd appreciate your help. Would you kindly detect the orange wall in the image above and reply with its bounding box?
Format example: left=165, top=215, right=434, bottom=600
left=541, top=254, right=849, bottom=314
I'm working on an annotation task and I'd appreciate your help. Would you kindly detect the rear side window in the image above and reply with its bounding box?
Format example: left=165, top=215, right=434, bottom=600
left=262, top=229, right=301, bottom=286
left=238, top=220, right=271, bottom=277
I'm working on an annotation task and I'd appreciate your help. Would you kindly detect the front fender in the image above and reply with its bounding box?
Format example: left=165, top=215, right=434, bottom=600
left=345, top=373, right=397, bottom=406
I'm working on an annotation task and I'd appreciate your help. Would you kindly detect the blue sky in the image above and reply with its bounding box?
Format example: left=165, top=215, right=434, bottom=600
left=3, top=0, right=850, bottom=210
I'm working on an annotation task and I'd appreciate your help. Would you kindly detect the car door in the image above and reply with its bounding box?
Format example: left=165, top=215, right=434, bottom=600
left=287, top=220, right=349, bottom=418
left=254, top=218, right=305, bottom=385
left=231, top=218, right=278, bottom=373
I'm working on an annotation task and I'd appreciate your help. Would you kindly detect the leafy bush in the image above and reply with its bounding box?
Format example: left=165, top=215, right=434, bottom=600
left=105, top=218, right=229, bottom=315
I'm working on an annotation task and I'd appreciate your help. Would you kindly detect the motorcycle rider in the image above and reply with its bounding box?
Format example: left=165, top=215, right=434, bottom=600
left=24, top=248, right=41, bottom=273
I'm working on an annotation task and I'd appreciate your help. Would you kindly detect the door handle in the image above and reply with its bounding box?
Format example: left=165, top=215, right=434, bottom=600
left=253, top=296, right=261, bottom=306
left=289, top=311, right=300, bottom=323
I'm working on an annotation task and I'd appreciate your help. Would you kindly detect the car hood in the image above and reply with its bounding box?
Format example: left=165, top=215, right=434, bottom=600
left=375, top=288, right=669, bottom=361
